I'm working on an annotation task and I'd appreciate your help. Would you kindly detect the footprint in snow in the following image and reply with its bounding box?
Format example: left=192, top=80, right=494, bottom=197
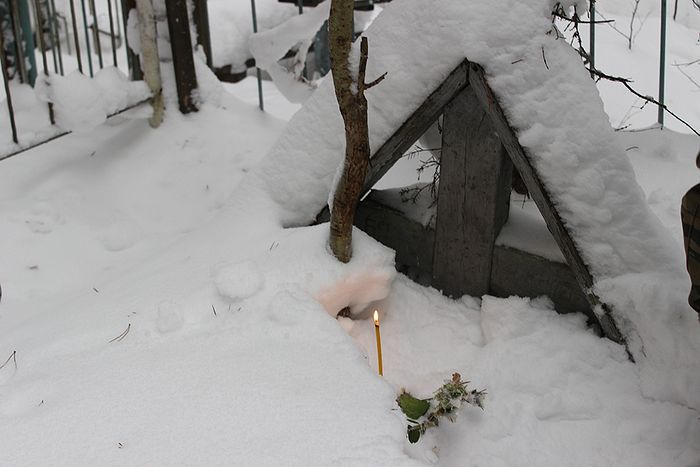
left=156, top=300, right=185, bottom=334
left=24, top=202, right=61, bottom=234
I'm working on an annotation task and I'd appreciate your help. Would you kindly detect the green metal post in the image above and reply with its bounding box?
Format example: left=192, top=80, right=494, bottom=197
left=251, top=0, right=263, bottom=111
left=658, top=0, right=667, bottom=126
left=80, top=0, right=94, bottom=76
left=589, top=1, right=595, bottom=76
left=17, top=0, right=37, bottom=85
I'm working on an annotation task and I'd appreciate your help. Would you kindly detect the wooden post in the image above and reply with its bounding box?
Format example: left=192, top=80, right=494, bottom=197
left=432, top=86, right=512, bottom=298
left=165, top=0, right=198, bottom=113
left=192, top=0, right=212, bottom=69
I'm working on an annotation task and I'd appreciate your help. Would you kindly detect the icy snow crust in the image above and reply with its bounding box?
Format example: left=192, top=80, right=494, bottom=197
left=252, top=0, right=700, bottom=407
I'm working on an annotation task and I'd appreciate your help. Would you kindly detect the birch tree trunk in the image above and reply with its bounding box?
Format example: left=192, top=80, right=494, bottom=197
left=328, top=0, right=384, bottom=263
left=136, top=0, right=164, bottom=128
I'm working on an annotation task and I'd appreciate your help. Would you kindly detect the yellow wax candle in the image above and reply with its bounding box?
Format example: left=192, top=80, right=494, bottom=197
left=374, top=310, right=383, bottom=376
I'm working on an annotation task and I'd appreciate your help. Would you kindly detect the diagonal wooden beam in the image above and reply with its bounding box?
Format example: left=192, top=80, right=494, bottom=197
left=468, top=62, right=628, bottom=352
left=316, top=60, right=470, bottom=223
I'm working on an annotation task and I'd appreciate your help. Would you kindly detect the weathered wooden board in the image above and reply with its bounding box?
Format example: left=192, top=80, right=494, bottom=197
left=165, top=0, right=198, bottom=113
left=491, top=245, right=594, bottom=319
left=316, top=60, right=470, bottom=223
left=355, top=193, right=593, bottom=317
left=354, top=196, right=435, bottom=286
left=467, top=63, right=626, bottom=347
left=432, top=86, right=512, bottom=298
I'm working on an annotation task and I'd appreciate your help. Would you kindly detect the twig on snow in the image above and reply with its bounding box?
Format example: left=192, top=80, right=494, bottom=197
left=0, top=350, right=17, bottom=370
left=108, top=323, right=131, bottom=343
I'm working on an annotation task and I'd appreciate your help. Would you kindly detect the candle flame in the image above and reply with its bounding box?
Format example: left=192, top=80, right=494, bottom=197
left=373, top=310, right=379, bottom=325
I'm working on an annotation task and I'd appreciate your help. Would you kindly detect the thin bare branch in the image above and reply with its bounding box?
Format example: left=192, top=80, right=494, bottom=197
left=673, top=59, right=699, bottom=67
left=672, top=62, right=700, bottom=90
left=365, top=72, right=387, bottom=90
left=586, top=65, right=700, bottom=136
left=555, top=6, right=699, bottom=136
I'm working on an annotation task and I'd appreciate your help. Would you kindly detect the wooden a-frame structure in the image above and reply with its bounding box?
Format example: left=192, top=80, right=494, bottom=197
left=316, top=60, right=627, bottom=349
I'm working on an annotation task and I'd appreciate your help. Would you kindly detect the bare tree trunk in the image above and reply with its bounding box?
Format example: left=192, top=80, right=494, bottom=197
left=673, top=0, right=678, bottom=20
left=135, top=0, right=163, bottom=127
left=327, top=0, right=385, bottom=263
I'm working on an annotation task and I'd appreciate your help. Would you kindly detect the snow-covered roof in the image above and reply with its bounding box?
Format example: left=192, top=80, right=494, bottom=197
left=247, top=0, right=700, bottom=407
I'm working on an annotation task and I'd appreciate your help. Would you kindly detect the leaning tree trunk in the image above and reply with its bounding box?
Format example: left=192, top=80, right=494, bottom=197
left=328, top=0, right=385, bottom=263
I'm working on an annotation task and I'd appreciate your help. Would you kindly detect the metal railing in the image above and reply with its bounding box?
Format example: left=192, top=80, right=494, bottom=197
left=588, top=0, right=669, bottom=126
left=1, top=0, right=139, bottom=157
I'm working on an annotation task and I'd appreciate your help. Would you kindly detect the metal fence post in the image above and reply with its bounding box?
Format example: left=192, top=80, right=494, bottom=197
left=589, top=1, right=595, bottom=77
left=8, top=0, right=28, bottom=82
left=69, top=0, right=84, bottom=73
left=658, top=0, right=667, bottom=126
left=79, top=0, right=94, bottom=76
left=88, top=0, right=104, bottom=69
left=106, top=0, right=118, bottom=66
left=17, top=0, right=37, bottom=84
left=0, top=24, right=19, bottom=143
left=250, top=0, right=263, bottom=111
left=32, top=0, right=55, bottom=123
left=47, top=0, right=64, bottom=74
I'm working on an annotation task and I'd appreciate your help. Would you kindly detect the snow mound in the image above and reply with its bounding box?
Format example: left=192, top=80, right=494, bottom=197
left=35, top=68, right=150, bottom=133
left=215, top=261, right=265, bottom=301
left=220, top=224, right=397, bottom=318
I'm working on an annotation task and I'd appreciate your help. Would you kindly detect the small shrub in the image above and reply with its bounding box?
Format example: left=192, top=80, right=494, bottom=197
left=397, top=373, right=486, bottom=443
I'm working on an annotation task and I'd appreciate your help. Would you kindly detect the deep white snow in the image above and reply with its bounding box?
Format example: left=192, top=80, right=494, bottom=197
left=0, top=0, right=699, bottom=465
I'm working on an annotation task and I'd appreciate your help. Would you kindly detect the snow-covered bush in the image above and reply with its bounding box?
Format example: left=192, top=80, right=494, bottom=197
left=398, top=373, right=486, bottom=443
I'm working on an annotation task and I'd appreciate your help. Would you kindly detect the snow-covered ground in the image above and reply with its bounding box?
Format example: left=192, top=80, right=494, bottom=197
left=1, top=0, right=699, bottom=465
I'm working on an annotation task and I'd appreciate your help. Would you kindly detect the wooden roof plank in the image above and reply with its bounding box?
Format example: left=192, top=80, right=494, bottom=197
left=316, top=60, right=470, bottom=223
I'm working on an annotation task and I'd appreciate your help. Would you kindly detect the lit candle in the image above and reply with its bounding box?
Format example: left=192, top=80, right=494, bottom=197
left=374, top=310, right=383, bottom=376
